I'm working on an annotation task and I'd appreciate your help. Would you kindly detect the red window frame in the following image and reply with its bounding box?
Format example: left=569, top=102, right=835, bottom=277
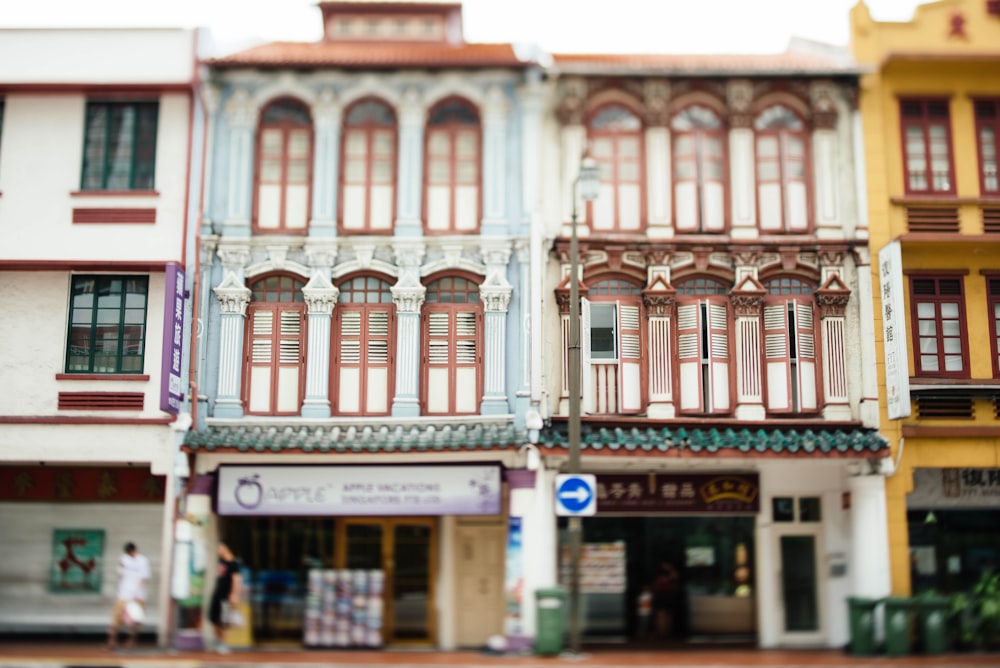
left=900, top=99, right=955, bottom=195
left=908, top=275, right=969, bottom=378
left=585, top=277, right=646, bottom=414
left=421, top=275, right=483, bottom=415
left=975, top=99, right=1000, bottom=195
left=423, top=98, right=481, bottom=234
left=673, top=277, right=732, bottom=415
left=242, top=275, right=307, bottom=416
left=671, top=106, right=728, bottom=233
left=253, top=98, right=314, bottom=234
left=987, top=275, right=1000, bottom=378
left=331, top=274, right=396, bottom=416
left=587, top=104, right=645, bottom=232
left=762, top=277, right=820, bottom=414
left=754, top=105, right=811, bottom=233
left=339, top=98, right=398, bottom=234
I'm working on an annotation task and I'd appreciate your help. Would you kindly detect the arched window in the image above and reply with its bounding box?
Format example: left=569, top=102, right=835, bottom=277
left=254, top=98, right=313, bottom=234
left=423, top=276, right=481, bottom=415
left=754, top=105, right=809, bottom=233
left=588, top=104, right=644, bottom=232
left=425, top=99, right=480, bottom=233
left=583, top=277, right=643, bottom=414
left=332, top=275, right=395, bottom=415
left=762, top=277, right=818, bottom=413
left=244, top=275, right=306, bottom=415
left=674, top=277, right=732, bottom=414
left=341, top=99, right=397, bottom=233
left=672, top=106, right=726, bottom=233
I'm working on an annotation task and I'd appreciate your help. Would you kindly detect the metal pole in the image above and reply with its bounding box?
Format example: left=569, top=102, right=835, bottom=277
left=567, top=188, right=583, bottom=656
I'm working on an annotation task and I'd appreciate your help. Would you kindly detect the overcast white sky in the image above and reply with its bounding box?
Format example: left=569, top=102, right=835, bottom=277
left=3, top=0, right=927, bottom=56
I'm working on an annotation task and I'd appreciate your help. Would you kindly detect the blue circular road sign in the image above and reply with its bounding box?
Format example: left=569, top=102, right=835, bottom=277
left=555, top=474, right=597, bottom=516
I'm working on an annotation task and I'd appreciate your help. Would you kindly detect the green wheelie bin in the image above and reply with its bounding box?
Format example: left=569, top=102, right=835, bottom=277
left=534, top=587, right=567, bottom=656
left=846, top=596, right=881, bottom=655
left=883, top=597, right=915, bottom=656
left=916, top=596, right=951, bottom=654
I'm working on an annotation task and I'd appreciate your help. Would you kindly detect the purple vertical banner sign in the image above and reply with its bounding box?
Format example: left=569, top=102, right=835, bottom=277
left=160, top=263, right=186, bottom=413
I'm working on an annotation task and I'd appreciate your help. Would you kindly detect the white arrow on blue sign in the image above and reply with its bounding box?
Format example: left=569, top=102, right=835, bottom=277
left=555, top=474, right=597, bottom=516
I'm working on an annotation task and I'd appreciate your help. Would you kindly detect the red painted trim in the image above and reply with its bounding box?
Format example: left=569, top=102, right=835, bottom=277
left=420, top=272, right=484, bottom=415
left=0, top=260, right=171, bottom=271
left=0, top=466, right=165, bottom=503
left=974, top=98, right=1000, bottom=196
left=70, top=190, right=160, bottom=198
left=0, top=415, right=175, bottom=425
left=898, top=98, right=956, bottom=197
left=422, top=97, right=482, bottom=234
left=903, top=268, right=970, bottom=276
left=55, top=374, right=150, bottom=381
left=338, top=97, right=399, bottom=234
left=58, top=392, right=144, bottom=411
left=72, top=208, right=157, bottom=224
left=586, top=102, right=647, bottom=233
left=907, top=275, right=971, bottom=379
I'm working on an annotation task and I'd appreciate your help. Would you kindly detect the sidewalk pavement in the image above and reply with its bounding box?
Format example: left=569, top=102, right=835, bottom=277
left=1, top=641, right=1000, bottom=668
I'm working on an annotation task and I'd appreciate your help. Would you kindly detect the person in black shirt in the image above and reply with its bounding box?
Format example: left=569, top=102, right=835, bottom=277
left=209, top=541, right=242, bottom=654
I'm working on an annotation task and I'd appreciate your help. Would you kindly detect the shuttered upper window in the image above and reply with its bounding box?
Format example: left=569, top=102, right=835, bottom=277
left=588, top=104, right=644, bottom=233
left=422, top=276, right=481, bottom=415
left=975, top=100, right=1000, bottom=195
left=989, top=278, right=1000, bottom=379
left=583, top=278, right=644, bottom=414
left=254, top=98, right=313, bottom=234
left=675, top=277, right=731, bottom=414
left=755, top=105, right=809, bottom=233
left=909, top=276, right=968, bottom=378
left=672, top=106, right=726, bottom=233
left=333, top=276, right=395, bottom=415
left=341, top=99, right=397, bottom=233
left=244, top=275, right=306, bottom=415
left=901, top=99, right=954, bottom=195
left=424, top=99, right=480, bottom=233
left=763, top=277, right=818, bottom=414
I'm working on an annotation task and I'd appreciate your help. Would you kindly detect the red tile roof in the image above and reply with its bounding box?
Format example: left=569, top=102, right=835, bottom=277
left=551, top=51, right=858, bottom=75
left=205, top=41, right=530, bottom=69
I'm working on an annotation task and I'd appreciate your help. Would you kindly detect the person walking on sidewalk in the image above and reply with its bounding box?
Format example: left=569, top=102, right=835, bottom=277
left=106, top=541, right=150, bottom=650
left=209, top=541, right=242, bottom=654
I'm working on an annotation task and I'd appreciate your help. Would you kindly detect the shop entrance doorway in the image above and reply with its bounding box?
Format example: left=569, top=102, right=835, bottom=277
left=557, top=515, right=757, bottom=645
left=221, top=516, right=437, bottom=646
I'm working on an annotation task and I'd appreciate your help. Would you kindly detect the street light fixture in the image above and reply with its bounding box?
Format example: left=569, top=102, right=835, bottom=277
left=567, top=153, right=600, bottom=655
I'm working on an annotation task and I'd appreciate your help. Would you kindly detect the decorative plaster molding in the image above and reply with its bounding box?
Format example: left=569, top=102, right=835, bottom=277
left=224, top=88, right=256, bottom=129
left=312, top=88, right=342, bottom=126
left=217, top=244, right=251, bottom=273
left=731, top=293, right=764, bottom=318
left=302, top=272, right=339, bottom=315
left=643, top=80, right=671, bottom=126
left=214, top=272, right=251, bottom=315
left=480, top=284, right=513, bottom=313
left=809, top=80, right=839, bottom=130
left=557, top=77, right=588, bottom=125
left=391, top=284, right=427, bottom=314
left=726, top=79, right=755, bottom=128
left=393, top=240, right=426, bottom=268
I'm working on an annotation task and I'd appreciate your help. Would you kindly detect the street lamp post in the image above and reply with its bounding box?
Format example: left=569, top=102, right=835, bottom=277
left=567, top=155, right=600, bottom=656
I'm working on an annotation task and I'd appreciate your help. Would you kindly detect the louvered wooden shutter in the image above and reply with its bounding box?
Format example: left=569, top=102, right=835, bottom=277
left=794, top=301, right=818, bottom=411
left=580, top=298, right=594, bottom=414
left=426, top=310, right=451, bottom=413
left=708, top=301, right=731, bottom=411
left=337, top=310, right=363, bottom=413
left=454, top=310, right=479, bottom=413
left=247, top=305, right=304, bottom=414
left=619, top=303, right=642, bottom=413
left=764, top=303, right=791, bottom=411
left=275, top=309, right=303, bottom=413
left=676, top=303, right=703, bottom=412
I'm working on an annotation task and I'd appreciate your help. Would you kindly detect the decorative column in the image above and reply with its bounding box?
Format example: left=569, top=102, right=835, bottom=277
left=221, top=88, right=256, bottom=238
left=514, top=240, right=532, bottom=424
left=643, top=261, right=676, bottom=418
left=643, top=81, right=673, bottom=239
left=519, top=70, right=545, bottom=231
left=300, top=272, right=338, bottom=418
left=810, top=81, right=842, bottom=240
left=848, top=473, right=892, bottom=606
left=553, top=259, right=589, bottom=416
left=731, top=262, right=766, bottom=420
left=194, top=235, right=219, bottom=430
left=212, top=273, right=251, bottom=418
left=309, top=89, right=342, bottom=239
left=390, top=241, right=426, bottom=416
left=481, top=84, right=509, bottom=236
left=727, top=80, right=758, bottom=240
left=817, top=256, right=853, bottom=421
left=853, top=246, right=879, bottom=425
left=480, top=241, right=513, bottom=415
left=395, top=87, right=425, bottom=237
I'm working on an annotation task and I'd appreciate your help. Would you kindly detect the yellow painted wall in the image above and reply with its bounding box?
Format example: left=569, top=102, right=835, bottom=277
left=851, top=0, right=1000, bottom=595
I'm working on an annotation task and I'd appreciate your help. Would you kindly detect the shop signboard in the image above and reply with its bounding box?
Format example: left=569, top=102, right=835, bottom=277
left=160, top=262, right=186, bottom=414
left=49, top=528, right=104, bottom=594
left=878, top=241, right=911, bottom=419
left=595, top=472, right=759, bottom=513
left=217, top=464, right=501, bottom=516
left=908, top=468, right=1000, bottom=508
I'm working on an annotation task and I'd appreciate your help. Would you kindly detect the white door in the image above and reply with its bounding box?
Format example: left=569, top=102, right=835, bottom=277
left=773, top=518, right=826, bottom=646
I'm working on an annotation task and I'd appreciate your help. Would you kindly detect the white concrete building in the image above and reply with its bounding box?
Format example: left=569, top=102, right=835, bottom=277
left=0, top=28, right=200, bottom=642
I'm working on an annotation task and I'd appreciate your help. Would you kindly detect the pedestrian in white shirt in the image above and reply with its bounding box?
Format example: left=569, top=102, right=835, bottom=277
left=106, top=541, right=150, bottom=650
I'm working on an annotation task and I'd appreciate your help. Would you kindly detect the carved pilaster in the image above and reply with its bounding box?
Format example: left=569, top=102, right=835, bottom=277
left=557, top=77, right=588, bottom=125
left=224, top=88, right=256, bottom=129
left=731, top=293, right=763, bottom=318
left=810, top=80, right=839, bottom=130
left=643, top=293, right=676, bottom=317
left=391, top=285, right=426, bottom=314
left=481, top=285, right=513, bottom=313
left=214, top=273, right=251, bottom=316
left=302, top=272, right=339, bottom=316
left=643, top=80, right=671, bottom=126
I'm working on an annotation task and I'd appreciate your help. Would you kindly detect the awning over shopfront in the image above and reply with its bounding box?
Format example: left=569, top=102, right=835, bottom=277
left=537, top=425, right=888, bottom=456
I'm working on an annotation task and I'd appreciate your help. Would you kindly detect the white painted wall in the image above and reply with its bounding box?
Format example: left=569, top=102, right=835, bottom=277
left=0, top=29, right=196, bottom=84
left=0, top=93, right=191, bottom=261
left=0, top=502, right=164, bottom=632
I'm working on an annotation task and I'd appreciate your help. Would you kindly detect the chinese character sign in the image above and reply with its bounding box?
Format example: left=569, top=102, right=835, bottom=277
left=160, top=263, right=186, bottom=413
left=49, top=529, right=104, bottom=594
left=878, top=241, right=911, bottom=419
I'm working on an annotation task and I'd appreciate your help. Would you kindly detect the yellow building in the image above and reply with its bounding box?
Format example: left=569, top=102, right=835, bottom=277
left=851, top=0, right=1000, bottom=596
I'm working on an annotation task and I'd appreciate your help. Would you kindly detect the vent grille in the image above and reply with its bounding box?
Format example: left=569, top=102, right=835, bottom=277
left=907, top=207, right=959, bottom=233
left=58, top=392, right=144, bottom=411
left=72, top=208, right=157, bottom=224
left=915, top=394, right=973, bottom=419
left=984, top=208, right=1000, bottom=234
